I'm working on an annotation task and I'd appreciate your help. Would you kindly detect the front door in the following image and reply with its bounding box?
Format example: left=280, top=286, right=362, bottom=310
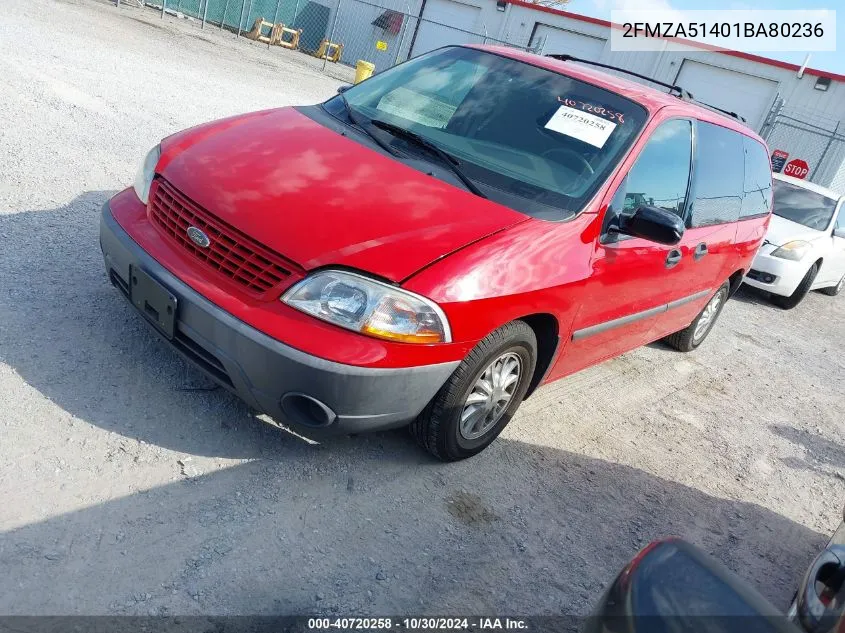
left=652, top=120, right=751, bottom=337
left=553, top=118, right=696, bottom=378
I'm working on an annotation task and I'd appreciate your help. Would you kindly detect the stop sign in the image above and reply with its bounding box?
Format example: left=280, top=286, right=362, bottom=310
left=784, top=159, right=810, bottom=179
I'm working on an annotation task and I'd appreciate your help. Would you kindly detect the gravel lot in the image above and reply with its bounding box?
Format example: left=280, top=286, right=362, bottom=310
left=1, top=0, right=844, bottom=617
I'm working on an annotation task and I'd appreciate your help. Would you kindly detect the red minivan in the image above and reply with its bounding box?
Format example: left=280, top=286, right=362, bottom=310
left=100, top=45, right=773, bottom=460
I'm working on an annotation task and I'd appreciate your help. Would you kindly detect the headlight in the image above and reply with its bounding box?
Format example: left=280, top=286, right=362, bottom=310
left=133, top=144, right=161, bottom=205
left=771, top=240, right=811, bottom=261
left=282, top=270, right=451, bottom=344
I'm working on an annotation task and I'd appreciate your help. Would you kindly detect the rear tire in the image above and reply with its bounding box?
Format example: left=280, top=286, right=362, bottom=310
left=771, top=263, right=819, bottom=309
left=410, top=320, right=537, bottom=461
left=664, top=282, right=730, bottom=352
left=819, top=274, right=845, bottom=297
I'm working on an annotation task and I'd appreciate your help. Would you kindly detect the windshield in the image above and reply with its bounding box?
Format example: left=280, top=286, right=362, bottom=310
left=772, top=178, right=838, bottom=231
left=331, top=46, right=648, bottom=220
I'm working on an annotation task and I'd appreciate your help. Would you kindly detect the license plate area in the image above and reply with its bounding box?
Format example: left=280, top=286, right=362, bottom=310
left=129, top=265, right=177, bottom=339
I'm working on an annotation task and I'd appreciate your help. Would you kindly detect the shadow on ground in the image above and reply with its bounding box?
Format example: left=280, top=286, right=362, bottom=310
left=0, top=437, right=826, bottom=615
left=0, top=194, right=828, bottom=615
left=771, top=424, right=845, bottom=478
left=731, top=285, right=778, bottom=307
left=0, top=191, right=370, bottom=460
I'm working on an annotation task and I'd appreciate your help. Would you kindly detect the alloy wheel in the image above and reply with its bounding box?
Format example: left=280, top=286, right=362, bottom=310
left=459, top=352, right=522, bottom=440
left=693, top=290, right=724, bottom=343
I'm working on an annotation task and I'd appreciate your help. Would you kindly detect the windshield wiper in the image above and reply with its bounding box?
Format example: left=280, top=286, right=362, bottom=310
left=338, top=94, right=397, bottom=156
left=368, top=119, right=487, bottom=199
left=337, top=97, right=486, bottom=199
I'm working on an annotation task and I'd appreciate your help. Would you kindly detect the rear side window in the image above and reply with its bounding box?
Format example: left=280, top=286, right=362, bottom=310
left=740, top=137, right=773, bottom=219
left=621, top=119, right=693, bottom=217
left=688, top=122, right=744, bottom=227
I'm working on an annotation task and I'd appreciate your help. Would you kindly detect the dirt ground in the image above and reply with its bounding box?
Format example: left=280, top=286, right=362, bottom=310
left=1, top=0, right=844, bottom=617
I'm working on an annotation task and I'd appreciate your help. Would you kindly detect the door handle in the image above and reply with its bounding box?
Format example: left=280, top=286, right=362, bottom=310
left=693, top=242, right=708, bottom=261
left=665, top=249, right=682, bottom=269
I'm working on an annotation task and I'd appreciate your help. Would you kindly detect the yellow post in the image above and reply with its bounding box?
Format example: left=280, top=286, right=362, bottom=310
left=354, top=60, right=375, bottom=84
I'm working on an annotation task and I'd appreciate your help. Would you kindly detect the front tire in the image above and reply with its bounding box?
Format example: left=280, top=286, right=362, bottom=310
left=664, top=281, right=730, bottom=352
left=771, top=262, right=819, bottom=309
left=819, top=273, right=845, bottom=297
left=410, top=321, right=537, bottom=461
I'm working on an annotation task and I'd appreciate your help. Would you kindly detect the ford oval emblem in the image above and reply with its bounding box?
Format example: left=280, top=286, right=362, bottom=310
left=186, top=226, right=211, bottom=249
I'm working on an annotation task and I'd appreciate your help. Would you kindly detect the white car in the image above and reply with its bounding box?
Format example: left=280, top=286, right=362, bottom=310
left=744, top=174, right=845, bottom=309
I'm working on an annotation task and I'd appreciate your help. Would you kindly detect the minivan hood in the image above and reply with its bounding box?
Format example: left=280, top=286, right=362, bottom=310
left=158, top=107, right=526, bottom=282
left=765, top=213, right=826, bottom=246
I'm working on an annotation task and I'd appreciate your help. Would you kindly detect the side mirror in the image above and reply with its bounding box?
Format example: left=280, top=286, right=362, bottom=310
left=337, top=85, right=351, bottom=94
left=834, top=227, right=845, bottom=239
left=616, top=205, right=685, bottom=245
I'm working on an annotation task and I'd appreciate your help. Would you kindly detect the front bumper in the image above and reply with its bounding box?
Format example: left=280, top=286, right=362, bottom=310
left=743, top=250, right=808, bottom=297
left=99, top=202, right=458, bottom=433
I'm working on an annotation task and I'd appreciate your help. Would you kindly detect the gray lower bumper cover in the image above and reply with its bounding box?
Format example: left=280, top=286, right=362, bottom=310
left=99, top=203, right=458, bottom=433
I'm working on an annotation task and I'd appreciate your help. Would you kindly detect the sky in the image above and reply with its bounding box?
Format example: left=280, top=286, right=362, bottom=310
left=568, top=0, right=843, bottom=75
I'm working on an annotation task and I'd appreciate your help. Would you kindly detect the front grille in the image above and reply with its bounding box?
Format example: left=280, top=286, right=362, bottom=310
left=148, top=179, right=292, bottom=296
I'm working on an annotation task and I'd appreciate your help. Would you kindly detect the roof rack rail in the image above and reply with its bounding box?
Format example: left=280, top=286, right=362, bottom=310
left=546, top=53, right=748, bottom=123
left=546, top=54, right=694, bottom=99
left=679, top=97, right=747, bottom=123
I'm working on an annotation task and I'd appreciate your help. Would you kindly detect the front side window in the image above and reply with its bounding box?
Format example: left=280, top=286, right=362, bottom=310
left=331, top=46, right=648, bottom=220
left=835, top=204, right=845, bottom=231
left=620, top=119, right=692, bottom=217
left=772, top=179, right=838, bottom=231
left=601, top=119, right=692, bottom=241
left=740, top=137, right=773, bottom=219
left=688, top=122, right=744, bottom=228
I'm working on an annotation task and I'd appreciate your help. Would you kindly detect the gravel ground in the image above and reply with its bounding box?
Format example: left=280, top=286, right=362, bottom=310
left=1, top=0, right=845, bottom=617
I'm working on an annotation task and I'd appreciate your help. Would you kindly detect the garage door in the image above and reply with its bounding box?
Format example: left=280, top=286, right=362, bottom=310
left=411, top=0, right=481, bottom=57
left=530, top=24, right=606, bottom=60
left=675, top=60, right=778, bottom=130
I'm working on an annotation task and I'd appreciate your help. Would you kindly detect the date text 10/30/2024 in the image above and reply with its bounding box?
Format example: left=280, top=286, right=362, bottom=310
left=307, top=618, right=529, bottom=630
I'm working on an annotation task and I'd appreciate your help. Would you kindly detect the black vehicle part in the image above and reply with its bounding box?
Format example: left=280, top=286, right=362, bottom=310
left=546, top=54, right=693, bottom=99
left=796, top=545, right=845, bottom=633
left=586, top=538, right=798, bottom=633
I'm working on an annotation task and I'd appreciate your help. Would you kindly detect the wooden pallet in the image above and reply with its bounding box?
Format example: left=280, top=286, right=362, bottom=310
left=246, top=17, right=278, bottom=44
left=276, top=25, right=302, bottom=50
left=314, top=38, right=343, bottom=62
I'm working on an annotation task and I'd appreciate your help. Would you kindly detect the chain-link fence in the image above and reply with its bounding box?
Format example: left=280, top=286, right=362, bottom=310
left=760, top=100, right=845, bottom=189
left=123, top=0, right=532, bottom=82
left=330, top=0, right=526, bottom=74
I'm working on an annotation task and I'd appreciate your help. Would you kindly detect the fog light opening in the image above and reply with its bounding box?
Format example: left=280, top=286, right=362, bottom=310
left=280, top=393, right=337, bottom=428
